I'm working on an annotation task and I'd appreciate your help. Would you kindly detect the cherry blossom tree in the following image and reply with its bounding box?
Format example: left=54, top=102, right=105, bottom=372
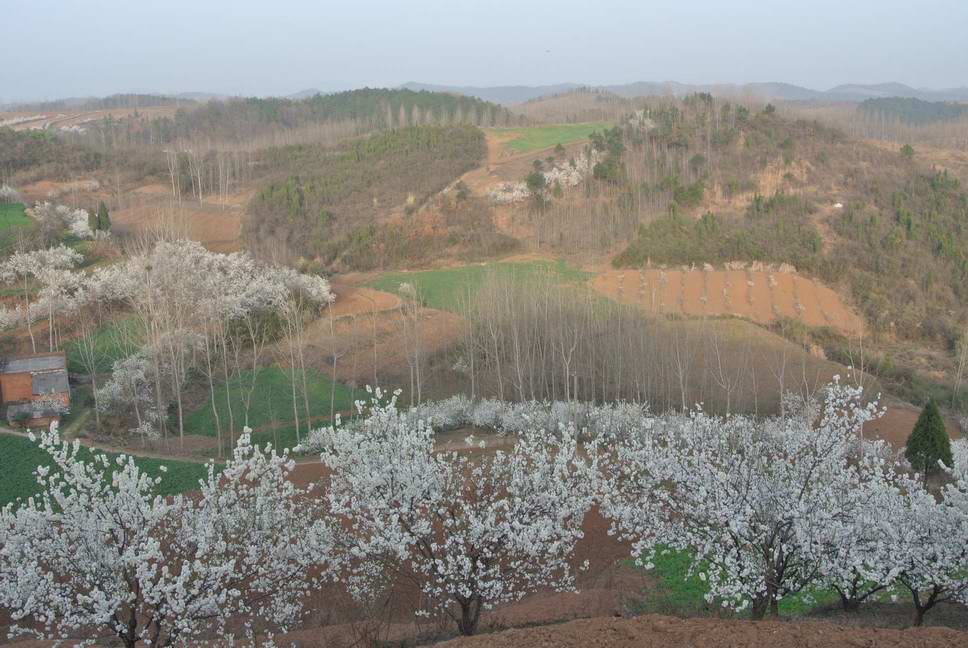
left=0, top=244, right=83, bottom=352
left=0, top=425, right=333, bottom=647
left=318, top=389, right=598, bottom=636
left=27, top=202, right=96, bottom=241
left=601, top=379, right=882, bottom=618
left=90, top=239, right=333, bottom=446
left=0, top=184, right=20, bottom=203
left=880, top=471, right=968, bottom=625
left=803, top=452, right=903, bottom=611
left=95, top=352, right=161, bottom=442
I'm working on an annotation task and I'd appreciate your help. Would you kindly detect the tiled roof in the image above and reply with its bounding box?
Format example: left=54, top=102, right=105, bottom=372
left=1, top=354, right=67, bottom=374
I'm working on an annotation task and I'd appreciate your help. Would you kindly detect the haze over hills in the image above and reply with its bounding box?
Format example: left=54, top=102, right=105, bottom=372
left=402, top=80, right=968, bottom=104
left=7, top=80, right=968, bottom=112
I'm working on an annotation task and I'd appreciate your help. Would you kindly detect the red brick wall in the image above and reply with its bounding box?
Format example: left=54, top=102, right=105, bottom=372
left=0, top=373, right=33, bottom=403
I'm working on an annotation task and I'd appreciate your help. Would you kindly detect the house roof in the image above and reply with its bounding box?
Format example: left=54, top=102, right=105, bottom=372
left=1, top=354, right=67, bottom=374
left=32, top=372, right=69, bottom=395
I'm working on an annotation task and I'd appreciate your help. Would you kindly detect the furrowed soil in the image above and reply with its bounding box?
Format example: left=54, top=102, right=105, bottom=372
left=433, top=614, right=967, bottom=648
left=591, top=268, right=864, bottom=336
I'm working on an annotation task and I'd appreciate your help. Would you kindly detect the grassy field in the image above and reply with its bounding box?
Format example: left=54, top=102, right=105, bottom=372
left=636, top=546, right=840, bottom=618
left=367, top=259, right=590, bottom=312
left=65, top=316, right=141, bottom=374
left=489, top=122, right=610, bottom=153
left=0, top=432, right=213, bottom=508
left=0, top=203, right=32, bottom=230
left=183, top=367, right=356, bottom=443
left=0, top=203, right=33, bottom=253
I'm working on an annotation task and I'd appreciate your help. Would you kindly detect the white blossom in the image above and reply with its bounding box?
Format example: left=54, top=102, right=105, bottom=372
left=0, top=425, right=335, bottom=646
left=318, top=390, right=598, bottom=635
left=600, top=379, right=884, bottom=618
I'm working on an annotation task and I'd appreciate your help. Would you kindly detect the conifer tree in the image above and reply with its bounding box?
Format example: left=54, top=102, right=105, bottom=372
left=96, top=201, right=111, bottom=231
left=905, top=399, right=953, bottom=474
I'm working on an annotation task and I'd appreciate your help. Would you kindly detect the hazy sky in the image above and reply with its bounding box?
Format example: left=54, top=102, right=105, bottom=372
left=3, top=0, right=966, bottom=102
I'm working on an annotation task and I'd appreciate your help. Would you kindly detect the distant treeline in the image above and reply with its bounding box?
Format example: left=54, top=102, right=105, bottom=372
left=859, top=97, right=968, bottom=126
left=5, top=93, right=190, bottom=113
left=88, top=88, right=521, bottom=147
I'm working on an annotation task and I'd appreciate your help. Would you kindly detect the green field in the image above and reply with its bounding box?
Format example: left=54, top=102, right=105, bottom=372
left=0, top=203, right=32, bottom=230
left=636, top=546, right=839, bottom=618
left=489, top=122, right=611, bottom=153
left=367, top=259, right=590, bottom=312
left=65, top=317, right=141, bottom=374
left=0, top=432, right=213, bottom=508
left=0, top=203, right=33, bottom=253
left=183, top=367, right=356, bottom=443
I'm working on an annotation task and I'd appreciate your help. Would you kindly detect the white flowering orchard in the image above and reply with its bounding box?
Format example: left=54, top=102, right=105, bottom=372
left=318, top=389, right=599, bottom=636
left=2, top=378, right=968, bottom=640
left=0, top=426, right=334, bottom=647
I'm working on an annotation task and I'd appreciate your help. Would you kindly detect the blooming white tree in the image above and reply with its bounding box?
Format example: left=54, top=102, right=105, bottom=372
left=89, top=239, right=334, bottom=445
left=299, top=395, right=651, bottom=453
left=318, top=389, right=598, bottom=635
left=601, top=379, right=882, bottom=618
left=0, top=184, right=20, bottom=203
left=0, top=244, right=84, bottom=352
left=95, top=352, right=161, bottom=440
left=27, top=201, right=94, bottom=239
left=803, top=453, right=904, bottom=611
left=0, top=425, right=334, bottom=647
left=877, top=470, right=968, bottom=625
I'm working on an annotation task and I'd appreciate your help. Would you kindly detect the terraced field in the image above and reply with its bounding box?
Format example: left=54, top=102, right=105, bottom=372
left=592, top=266, right=864, bottom=336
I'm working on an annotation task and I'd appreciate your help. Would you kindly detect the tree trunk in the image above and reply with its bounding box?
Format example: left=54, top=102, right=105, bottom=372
left=913, top=605, right=926, bottom=627
left=839, top=591, right=861, bottom=612
left=751, top=595, right=769, bottom=620
left=457, top=596, right=482, bottom=636
left=751, top=581, right=778, bottom=620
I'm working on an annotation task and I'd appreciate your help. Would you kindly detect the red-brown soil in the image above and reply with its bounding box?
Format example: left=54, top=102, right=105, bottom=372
left=17, top=179, right=109, bottom=205
left=592, top=268, right=864, bottom=337
left=434, top=614, right=967, bottom=648
left=291, top=283, right=464, bottom=389
left=111, top=195, right=243, bottom=253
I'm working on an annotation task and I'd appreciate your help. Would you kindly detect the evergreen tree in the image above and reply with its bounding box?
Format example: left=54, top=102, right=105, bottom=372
left=96, top=201, right=111, bottom=232
left=87, top=208, right=98, bottom=233
left=905, top=400, right=953, bottom=474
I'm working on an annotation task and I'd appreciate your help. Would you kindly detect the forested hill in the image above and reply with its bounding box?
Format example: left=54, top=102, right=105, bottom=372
left=244, top=124, right=489, bottom=265
left=859, top=97, right=968, bottom=125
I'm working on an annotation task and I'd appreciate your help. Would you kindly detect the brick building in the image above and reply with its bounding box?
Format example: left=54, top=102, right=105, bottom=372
left=0, top=352, right=70, bottom=427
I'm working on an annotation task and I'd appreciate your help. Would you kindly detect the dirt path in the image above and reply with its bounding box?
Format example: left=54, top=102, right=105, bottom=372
left=0, top=428, right=217, bottom=463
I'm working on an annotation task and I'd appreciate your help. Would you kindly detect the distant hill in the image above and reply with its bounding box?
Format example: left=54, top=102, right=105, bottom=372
left=859, top=96, right=968, bottom=125
left=400, top=81, right=968, bottom=105
left=401, top=82, right=584, bottom=104
left=285, top=83, right=356, bottom=100
left=3, top=93, right=194, bottom=112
